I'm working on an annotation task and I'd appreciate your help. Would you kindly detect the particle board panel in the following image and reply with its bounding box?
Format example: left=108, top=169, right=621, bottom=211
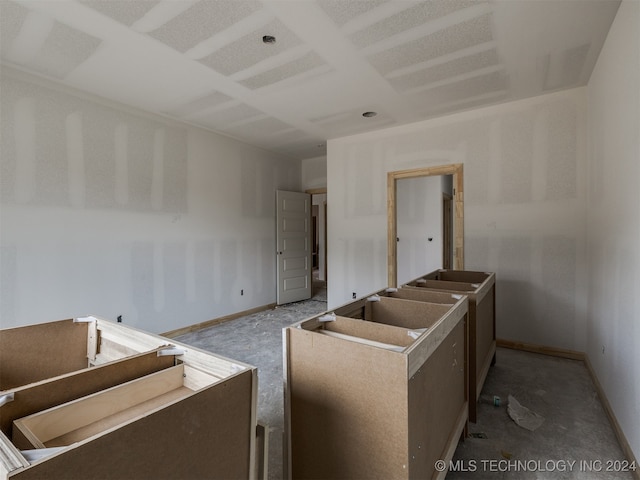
left=0, top=349, right=174, bottom=435
left=474, top=286, right=495, bottom=385
left=287, top=325, right=409, bottom=479
left=424, top=269, right=492, bottom=284
left=364, top=296, right=452, bottom=330
left=416, top=278, right=478, bottom=293
left=331, top=287, right=460, bottom=320
left=404, top=270, right=496, bottom=422
left=408, top=320, right=466, bottom=479
left=7, top=370, right=254, bottom=480
left=285, top=296, right=468, bottom=479
left=382, top=287, right=462, bottom=305
left=322, top=315, right=416, bottom=349
left=12, top=365, right=191, bottom=449
left=0, top=317, right=258, bottom=479
left=332, top=296, right=368, bottom=319
left=0, top=320, right=88, bottom=390
left=396, top=298, right=469, bottom=380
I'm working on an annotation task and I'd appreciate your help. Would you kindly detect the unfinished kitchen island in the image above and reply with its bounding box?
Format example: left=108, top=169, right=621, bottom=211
left=284, top=294, right=468, bottom=480
left=405, top=269, right=496, bottom=422
left=0, top=316, right=259, bottom=480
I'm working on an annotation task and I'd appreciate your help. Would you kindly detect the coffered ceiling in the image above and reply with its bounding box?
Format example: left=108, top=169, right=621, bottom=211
left=0, top=0, right=621, bottom=159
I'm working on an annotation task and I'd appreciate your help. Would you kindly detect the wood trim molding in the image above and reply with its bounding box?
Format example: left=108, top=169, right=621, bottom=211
left=161, top=303, right=276, bottom=338
left=584, top=356, right=640, bottom=480
left=497, top=338, right=585, bottom=361
left=387, top=164, right=464, bottom=287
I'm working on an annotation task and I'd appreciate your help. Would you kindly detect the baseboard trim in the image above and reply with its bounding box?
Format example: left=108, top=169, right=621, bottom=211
left=498, top=338, right=638, bottom=478
left=161, top=303, right=277, bottom=338
left=584, top=356, right=639, bottom=480
left=496, top=338, right=585, bottom=361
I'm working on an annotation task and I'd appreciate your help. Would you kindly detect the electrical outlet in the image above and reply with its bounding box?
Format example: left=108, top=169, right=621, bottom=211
left=602, top=345, right=605, bottom=355
left=241, top=289, right=244, bottom=296
left=117, top=315, right=123, bottom=323
left=352, top=292, right=356, bottom=299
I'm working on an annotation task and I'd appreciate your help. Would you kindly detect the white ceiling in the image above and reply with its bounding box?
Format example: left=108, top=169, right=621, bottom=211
left=0, top=0, right=621, bottom=160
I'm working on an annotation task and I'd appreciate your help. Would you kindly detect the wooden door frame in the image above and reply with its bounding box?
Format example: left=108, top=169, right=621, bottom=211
left=306, top=188, right=328, bottom=281
left=387, top=164, right=464, bottom=287
left=442, top=192, right=453, bottom=269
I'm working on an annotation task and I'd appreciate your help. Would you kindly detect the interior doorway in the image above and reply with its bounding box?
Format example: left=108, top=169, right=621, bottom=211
left=307, top=188, right=327, bottom=294
left=442, top=191, right=453, bottom=269
left=387, top=164, right=464, bottom=288
left=276, top=190, right=313, bottom=305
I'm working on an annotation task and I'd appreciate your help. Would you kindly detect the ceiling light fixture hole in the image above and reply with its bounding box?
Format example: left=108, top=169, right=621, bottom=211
left=262, top=35, right=276, bottom=44
left=362, top=111, right=377, bottom=118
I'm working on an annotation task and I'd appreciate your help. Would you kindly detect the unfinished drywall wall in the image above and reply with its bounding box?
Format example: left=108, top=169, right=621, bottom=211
left=327, top=87, right=588, bottom=351
left=0, top=67, right=300, bottom=332
left=301, top=155, right=327, bottom=191
left=586, top=0, right=640, bottom=461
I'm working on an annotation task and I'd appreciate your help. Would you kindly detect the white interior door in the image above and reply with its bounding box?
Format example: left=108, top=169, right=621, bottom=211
left=276, top=190, right=312, bottom=305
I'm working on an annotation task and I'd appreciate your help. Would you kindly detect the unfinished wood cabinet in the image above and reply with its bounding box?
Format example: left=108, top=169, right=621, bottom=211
left=284, top=295, right=468, bottom=480
left=405, top=269, right=496, bottom=423
left=0, top=316, right=258, bottom=480
left=334, top=286, right=464, bottom=319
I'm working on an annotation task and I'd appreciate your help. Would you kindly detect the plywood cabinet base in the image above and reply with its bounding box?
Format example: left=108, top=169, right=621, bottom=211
left=0, top=316, right=258, bottom=479
left=405, top=269, right=497, bottom=423
left=284, top=295, right=468, bottom=479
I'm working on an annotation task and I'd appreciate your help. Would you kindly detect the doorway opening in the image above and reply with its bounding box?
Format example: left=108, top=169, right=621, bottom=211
left=387, top=164, right=464, bottom=288
left=442, top=191, right=453, bottom=269
left=307, top=188, right=327, bottom=300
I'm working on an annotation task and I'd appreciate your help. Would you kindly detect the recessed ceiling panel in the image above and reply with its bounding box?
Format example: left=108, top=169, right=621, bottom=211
left=165, top=91, right=234, bottom=118
left=542, top=44, right=591, bottom=91
left=317, top=0, right=390, bottom=27
left=350, top=0, right=478, bottom=48
left=276, top=139, right=327, bottom=160
left=261, top=128, right=313, bottom=147
left=0, top=0, right=621, bottom=160
left=80, top=0, right=159, bottom=27
left=0, top=1, right=29, bottom=58
left=368, top=13, right=493, bottom=75
left=240, top=51, right=331, bottom=90
left=29, top=22, right=102, bottom=79
left=221, top=116, right=294, bottom=139
left=198, top=18, right=302, bottom=76
left=389, top=48, right=499, bottom=93
left=195, top=103, right=264, bottom=129
left=148, top=0, right=262, bottom=53
left=411, top=70, right=508, bottom=108
left=419, top=90, right=509, bottom=118
left=311, top=108, right=395, bottom=137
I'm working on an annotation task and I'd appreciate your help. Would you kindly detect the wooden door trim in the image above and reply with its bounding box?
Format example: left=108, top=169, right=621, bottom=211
left=442, top=192, right=453, bottom=269
left=387, top=164, right=464, bottom=287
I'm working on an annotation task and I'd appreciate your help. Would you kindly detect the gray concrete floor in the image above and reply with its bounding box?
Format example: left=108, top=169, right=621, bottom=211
left=175, top=279, right=328, bottom=480
left=449, top=348, right=634, bottom=479
left=176, top=284, right=634, bottom=480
